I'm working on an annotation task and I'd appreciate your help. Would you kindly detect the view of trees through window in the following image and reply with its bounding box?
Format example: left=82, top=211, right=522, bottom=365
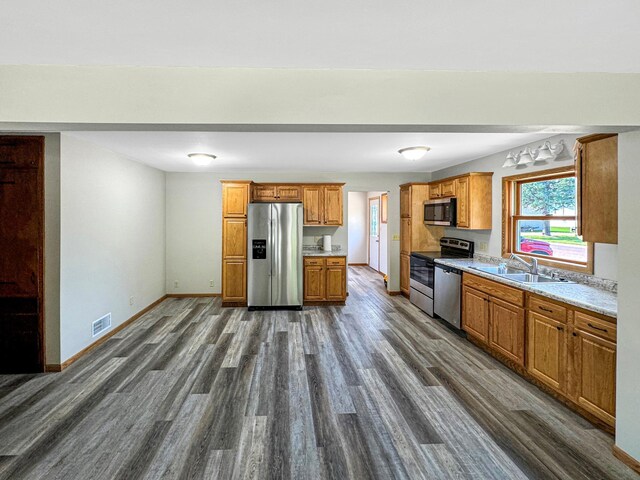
left=515, top=176, right=588, bottom=264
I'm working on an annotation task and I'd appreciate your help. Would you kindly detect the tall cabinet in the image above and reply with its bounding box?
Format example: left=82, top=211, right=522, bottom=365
left=399, top=183, right=443, bottom=297
left=221, top=181, right=251, bottom=306
left=0, top=136, right=44, bottom=373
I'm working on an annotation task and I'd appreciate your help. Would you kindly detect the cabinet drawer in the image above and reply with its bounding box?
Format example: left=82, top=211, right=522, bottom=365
left=575, top=312, right=616, bottom=342
left=463, top=273, right=524, bottom=307
left=528, top=295, right=567, bottom=323
left=304, top=257, right=325, bottom=266
left=326, top=257, right=346, bottom=266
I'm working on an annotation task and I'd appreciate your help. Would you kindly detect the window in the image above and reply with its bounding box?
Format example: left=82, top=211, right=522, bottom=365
left=502, top=167, right=593, bottom=272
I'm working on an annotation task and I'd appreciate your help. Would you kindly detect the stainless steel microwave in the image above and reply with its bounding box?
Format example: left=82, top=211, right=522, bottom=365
left=424, top=198, right=457, bottom=226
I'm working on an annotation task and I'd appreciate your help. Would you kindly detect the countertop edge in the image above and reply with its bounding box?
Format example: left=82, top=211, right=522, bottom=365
left=435, top=258, right=617, bottom=318
left=302, top=251, right=348, bottom=257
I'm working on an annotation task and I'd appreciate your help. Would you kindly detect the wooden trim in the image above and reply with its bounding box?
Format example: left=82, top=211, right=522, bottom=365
left=166, top=293, right=221, bottom=298
left=248, top=182, right=345, bottom=186
left=388, top=290, right=402, bottom=296
left=222, top=301, right=247, bottom=307
left=612, top=445, right=640, bottom=475
left=381, top=193, right=388, bottom=224
left=501, top=165, right=593, bottom=274
left=220, top=180, right=253, bottom=184
left=348, top=263, right=368, bottom=266
left=45, top=295, right=168, bottom=372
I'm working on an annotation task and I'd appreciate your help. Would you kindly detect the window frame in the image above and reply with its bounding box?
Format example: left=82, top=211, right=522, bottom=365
left=502, top=166, right=593, bottom=274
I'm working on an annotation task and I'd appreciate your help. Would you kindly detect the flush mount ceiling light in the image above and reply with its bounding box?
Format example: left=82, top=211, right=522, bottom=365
left=188, top=153, right=216, bottom=166
left=502, top=140, right=565, bottom=168
left=398, top=146, right=431, bottom=161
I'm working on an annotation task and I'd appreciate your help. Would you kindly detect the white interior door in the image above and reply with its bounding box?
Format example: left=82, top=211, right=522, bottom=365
left=368, top=197, right=380, bottom=271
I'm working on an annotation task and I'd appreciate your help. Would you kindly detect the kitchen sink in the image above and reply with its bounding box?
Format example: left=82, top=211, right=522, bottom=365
left=470, top=266, right=573, bottom=284
left=471, top=266, right=524, bottom=275
left=499, top=273, right=570, bottom=283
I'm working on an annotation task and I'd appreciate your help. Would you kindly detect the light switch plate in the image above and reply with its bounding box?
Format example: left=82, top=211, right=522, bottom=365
left=479, top=242, right=488, bottom=252
left=392, top=234, right=400, bottom=241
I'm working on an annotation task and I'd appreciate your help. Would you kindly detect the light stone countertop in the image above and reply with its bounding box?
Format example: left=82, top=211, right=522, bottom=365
left=436, top=258, right=617, bottom=318
left=302, top=249, right=347, bottom=257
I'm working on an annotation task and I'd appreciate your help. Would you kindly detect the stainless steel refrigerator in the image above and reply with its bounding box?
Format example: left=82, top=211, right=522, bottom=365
left=247, top=203, right=303, bottom=310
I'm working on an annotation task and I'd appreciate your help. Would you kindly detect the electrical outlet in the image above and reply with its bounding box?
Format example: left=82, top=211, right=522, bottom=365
left=129, top=296, right=134, bottom=306
left=479, top=242, right=488, bottom=252
left=209, top=280, right=214, bottom=287
left=392, top=234, right=400, bottom=241
left=174, top=280, right=179, bottom=288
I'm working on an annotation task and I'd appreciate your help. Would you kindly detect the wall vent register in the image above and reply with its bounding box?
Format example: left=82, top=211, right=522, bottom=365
left=92, top=313, right=112, bottom=337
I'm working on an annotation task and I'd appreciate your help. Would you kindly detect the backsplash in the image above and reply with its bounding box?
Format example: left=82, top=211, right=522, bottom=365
left=473, top=253, right=618, bottom=293
left=303, top=244, right=343, bottom=252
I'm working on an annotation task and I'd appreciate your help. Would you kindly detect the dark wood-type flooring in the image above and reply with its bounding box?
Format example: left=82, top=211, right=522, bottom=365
left=0, top=266, right=636, bottom=479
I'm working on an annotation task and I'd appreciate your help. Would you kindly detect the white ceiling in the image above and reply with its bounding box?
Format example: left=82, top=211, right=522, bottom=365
left=1, top=1, right=639, bottom=72
left=66, top=131, right=555, bottom=172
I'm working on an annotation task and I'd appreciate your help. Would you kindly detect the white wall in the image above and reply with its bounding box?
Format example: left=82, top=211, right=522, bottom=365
left=347, top=191, right=367, bottom=264
left=59, top=135, right=166, bottom=362
left=165, top=171, right=427, bottom=294
left=431, top=134, right=618, bottom=280
left=615, top=130, right=640, bottom=463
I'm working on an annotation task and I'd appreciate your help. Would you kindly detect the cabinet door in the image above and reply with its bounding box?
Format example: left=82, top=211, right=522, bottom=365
left=429, top=183, right=441, bottom=199
left=400, top=187, right=411, bottom=218
left=0, top=169, right=40, bottom=296
left=400, top=254, right=410, bottom=295
left=440, top=180, right=456, bottom=197
left=326, top=265, right=346, bottom=301
left=573, top=329, right=616, bottom=426
left=527, top=312, right=567, bottom=392
left=223, top=259, right=247, bottom=302
left=303, top=186, right=323, bottom=225
left=276, top=185, right=301, bottom=201
left=462, top=286, right=489, bottom=344
left=222, top=218, right=247, bottom=259
left=304, top=265, right=325, bottom=300
left=489, top=297, right=525, bottom=366
left=400, top=218, right=411, bottom=255
left=223, top=183, right=250, bottom=217
left=323, top=186, right=343, bottom=225
left=456, top=177, right=469, bottom=228
left=252, top=185, right=277, bottom=202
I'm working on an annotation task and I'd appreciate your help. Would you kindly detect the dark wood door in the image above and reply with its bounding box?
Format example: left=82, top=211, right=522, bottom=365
left=0, top=136, right=44, bottom=373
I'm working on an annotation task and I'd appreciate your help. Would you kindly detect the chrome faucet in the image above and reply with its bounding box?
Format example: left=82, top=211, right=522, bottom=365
left=510, top=253, right=539, bottom=275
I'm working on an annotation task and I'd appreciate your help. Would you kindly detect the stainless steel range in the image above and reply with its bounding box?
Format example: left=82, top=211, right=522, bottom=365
left=409, top=237, right=474, bottom=325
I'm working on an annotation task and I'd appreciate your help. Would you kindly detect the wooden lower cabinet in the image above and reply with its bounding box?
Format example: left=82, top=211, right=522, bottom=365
left=572, top=328, right=616, bottom=426
left=489, top=297, right=525, bottom=366
left=222, top=259, right=247, bottom=303
left=462, top=286, right=489, bottom=344
left=527, top=311, right=567, bottom=392
left=303, top=257, right=346, bottom=303
left=462, top=275, right=617, bottom=430
left=400, top=254, right=410, bottom=296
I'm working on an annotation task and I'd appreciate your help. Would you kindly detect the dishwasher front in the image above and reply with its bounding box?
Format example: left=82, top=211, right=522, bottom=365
left=434, top=264, right=462, bottom=328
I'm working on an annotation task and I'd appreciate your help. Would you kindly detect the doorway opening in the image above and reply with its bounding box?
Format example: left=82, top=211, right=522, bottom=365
left=347, top=191, right=388, bottom=276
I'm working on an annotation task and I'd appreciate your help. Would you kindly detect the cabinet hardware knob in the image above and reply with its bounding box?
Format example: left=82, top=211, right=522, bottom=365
left=556, top=326, right=563, bottom=331
left=540, top=306, right=553, bottom=313
left=587, top=322, right=608, bottom=333
left=572, top=332, right=577, bottom=337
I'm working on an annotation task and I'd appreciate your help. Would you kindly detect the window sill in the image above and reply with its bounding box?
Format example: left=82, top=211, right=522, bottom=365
left=502, top=252, right=593, bottom=275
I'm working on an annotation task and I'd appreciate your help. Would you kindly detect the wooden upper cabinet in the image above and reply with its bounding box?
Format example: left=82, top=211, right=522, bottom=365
left=303, top=186, right=323, bottom=225
left=222, top=182, right=251, bottom=217
left=572, top=328, right=616, bottom=426
left=252, top=184, right=277, bottom=202
left=323, top=186, right=343, bottom=225
left=489, top=297, right=525, bottom=366
left=456, top=177, right=469, bottom=228
left=252, top=184, right=302, bottom=202
left=222, top=218, right=247, bottom=259
left=428, top=183, right=442, bottom=199
left=0, top=136, right=43, bottom=169
left=527, top=311, right=567, bottom=393
left=462, top=286, right=489, bottom=344
left=400, top=186, right=411, bottom=218
left=277, top=185, right=301, bottom=201
left=575, top=134, right=618, bottom=244
left=440, top=180, right=456, bottom=197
